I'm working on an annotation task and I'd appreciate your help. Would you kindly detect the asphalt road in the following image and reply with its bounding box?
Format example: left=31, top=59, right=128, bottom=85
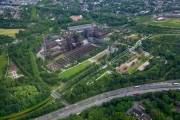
left=36, top=80, right=180, bottom=120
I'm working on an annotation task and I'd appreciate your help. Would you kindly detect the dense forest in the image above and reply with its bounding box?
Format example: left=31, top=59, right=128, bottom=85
left=0, top=35, right=14, bottom=46
left=62, top=101, right=134, bottom=120
left=0, top=76, right=49, bottom=116
left=0, top=33, right=50, bottom=117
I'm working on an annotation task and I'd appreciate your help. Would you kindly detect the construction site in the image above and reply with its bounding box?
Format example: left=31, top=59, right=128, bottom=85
left=37, top=23, right=108, bottom=71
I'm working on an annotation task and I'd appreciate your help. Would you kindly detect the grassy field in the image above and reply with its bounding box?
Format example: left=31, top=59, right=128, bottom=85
left=134, top=15, right=152, bottom=23
left=146, top=18, right=180, bottom=28
left=127, top=34, right=139, bottom=40
left=0, top=52, right=7, bottom=79
left=59, top=60, right=91, bottom=78
left=0, top=29, right=24, bottom=36
left=54, top=54, right=65, bottom=60
left=151, top=34, right=180, bottom=40
left=128, top=61, right=144, bottom=74
left=90, top=50, right=109, bottom=62
left=95, top=71, right=109, bottom=81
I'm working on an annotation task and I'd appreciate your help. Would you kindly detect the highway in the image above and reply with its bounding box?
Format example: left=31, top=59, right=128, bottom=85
left=36, top=80, right=180, bottom=120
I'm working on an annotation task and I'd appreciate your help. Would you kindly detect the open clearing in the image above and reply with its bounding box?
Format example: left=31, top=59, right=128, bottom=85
left=0, top=29, right=24, bottom=36
left=59, top=60, right=91, bottom=78
left=135, top=15, right=152, bottom=23
left=151, top=34, right=180, bottom=39
left=128, top=61, right=144, bottom=73
left=130, top=34, right=139, bottom=40
left=124, top=34, right=139, bottom=40
left=54, top=54, right=65, bottom=60
left=89, top=50, right=110, bottom=62
left=0, top=52, right=7, bottom=79
left=146, top=18, right=180, bottom=28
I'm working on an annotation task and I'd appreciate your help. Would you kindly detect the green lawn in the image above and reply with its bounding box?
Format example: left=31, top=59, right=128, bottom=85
left=95, top=71, right=109, bottom=81
left=0, top=52, right=7, bottom=79
left=151, top=34, right=180, bottom=42
left=91, top=50, right=109, bottom=62
left=54, top=54, right=65, bottom=60
left=146, top=18, right=180, bottom=29
left=130, top=34, right=139, bottom=40
left=128, top=61, right=144, bottom=74
left=0, top=29, right=24, bottom=36
left=135, top=16, right=152, bottom=23
left=59, top=60, right=91, bottom=78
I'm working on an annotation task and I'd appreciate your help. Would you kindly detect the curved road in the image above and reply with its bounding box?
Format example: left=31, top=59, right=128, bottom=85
left=36, top=80, right=180, bottom=120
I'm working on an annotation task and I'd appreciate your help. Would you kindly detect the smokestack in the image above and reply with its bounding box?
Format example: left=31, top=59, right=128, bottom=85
left=74, top=0, right=76, bottom=10
left=83, top=0, right=86, bottom=10
left=91, top=19, right=94, bottom=30
left=68, top=24, right=70, bottom=37
left=93, top=2, right=95, bottom=10
left=42, top=34, right=46, bottom=56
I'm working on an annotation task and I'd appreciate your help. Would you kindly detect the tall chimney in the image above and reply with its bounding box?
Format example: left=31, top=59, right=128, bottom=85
left=93, top=2, right=95, bottom=10
left=68, top=24, right=70, bottom=37
left=83, top=0, right=86, bottom=10
left=91, top=19, right=94, bottom=30
left=42, top=34, right=46, bottom=56
left=74, top=0, right=76, bottom=10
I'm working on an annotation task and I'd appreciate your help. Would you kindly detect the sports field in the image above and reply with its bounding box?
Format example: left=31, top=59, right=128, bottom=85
left=146, top=18, right=180, bottom=28
left=59, top=60, right=91, bottom=78
left=0, top=29, right=24, bottom=36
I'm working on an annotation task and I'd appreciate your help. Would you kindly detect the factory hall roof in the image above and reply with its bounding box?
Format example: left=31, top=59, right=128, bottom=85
left=46, top=40, right=57, bottom=46
left=68, top=23, right=97, bottom=31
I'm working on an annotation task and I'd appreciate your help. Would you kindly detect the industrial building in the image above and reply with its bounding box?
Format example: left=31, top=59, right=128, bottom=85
left=68, top=23, right=97, bottom=32
left=40, top=23, right=107, bottom=71
left=158, top=11, right=180, bottom=18
left=163, top=14, right=180, bottom=18
left=43, top=34, right=67, bottom=58
left=42, top=33, right=84, bottom=58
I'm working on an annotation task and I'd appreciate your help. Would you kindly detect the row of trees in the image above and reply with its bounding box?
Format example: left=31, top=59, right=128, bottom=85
left=19, top=99, right=65, bottom=120
left=30, top=6, right=37, bottom=22
left=61, top=63, right=97, bottom=83
left=134, top=25, right=168, bottom=34
left=40, top=71, right=61, bottom=85
left=77, top=46, right=107, bottom=63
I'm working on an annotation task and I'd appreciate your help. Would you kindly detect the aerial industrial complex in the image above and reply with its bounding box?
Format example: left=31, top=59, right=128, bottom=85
left=1, top=0, right=180, bottom=120
left=38, top=23, right=107, bottom=70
